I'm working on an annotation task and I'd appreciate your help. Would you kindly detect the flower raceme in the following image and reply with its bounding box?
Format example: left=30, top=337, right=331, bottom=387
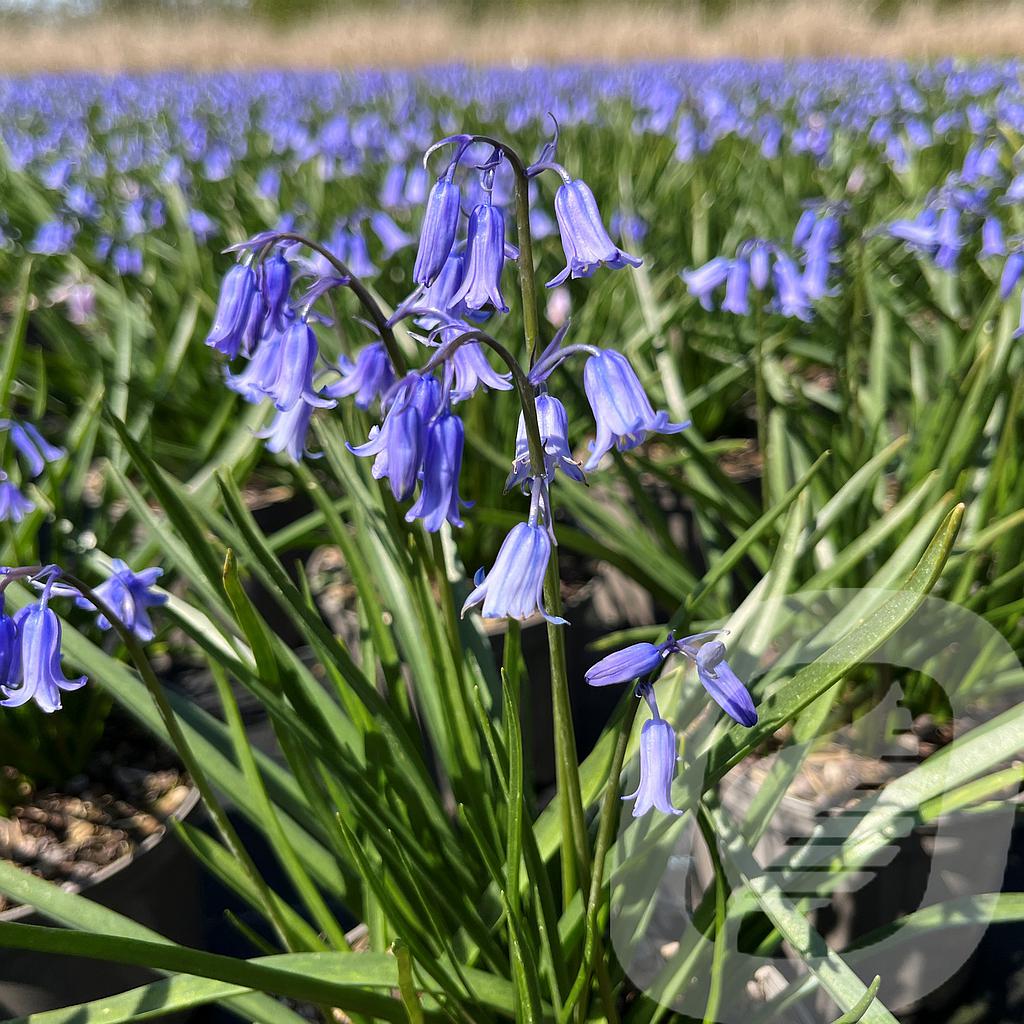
left=0, top=562, right=167, bottom=714
left=587, top=630, right=757, bottom=815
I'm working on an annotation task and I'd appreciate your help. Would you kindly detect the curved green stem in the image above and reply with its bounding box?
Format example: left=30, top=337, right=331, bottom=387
left=271, top=231, right=407, bottom=375
left=58, top=572, right=307, bottom=957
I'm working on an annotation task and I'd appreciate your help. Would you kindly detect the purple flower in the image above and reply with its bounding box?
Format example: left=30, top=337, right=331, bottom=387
left=0, top=599, right=18, bottom=693
left=261, top=252, right=292, bottom=332
left=721, top=258, right=751, bottom=315
left=548, top=178, right=641, bottom=287
left=225, top=327, right=285, bottom=404
left=682, top=257, right=731, bottom=311
left=1000, top=252, right=1024, bottom=299
left=585, top=636, right=675, bottom=686
left=75, top=559, right=167, bottom=642
left=583, top=350, right=689, bottom=470
left=506, top=393, right=584, bottom=490
left=371, top=211, right=413, bottom=259
left=349, top=375, right=440, bottom=500
left=28, top=221, right=75, bottom=256
left=981, top=217, right=1005, bottom=258
left=1, top=421, right=64, bottom=478
left=625, top=711, right=681, bottom=818
left=446, top=337, right=512, bottom=402
left=462, top=521, right=565, bottom=624
left=267, top=321, right=336, bottom=413
left=693, top=640, right=758, bottom=727
left=413, top=176, right=462, bottom=286
left=1, top=598, right=86, bottom=713
left=206, top=263, right=263, bottom=359
left=772, top=252, right=812, bottom=321
left=451, top=203, right=508, bottom=313
left=257, top=396, right=319, bottom=461
left=405, top=410, right=468, bottom=532
left=325, top=342, right=395, bottom=409
left=0, top=474, right=33, bottom=523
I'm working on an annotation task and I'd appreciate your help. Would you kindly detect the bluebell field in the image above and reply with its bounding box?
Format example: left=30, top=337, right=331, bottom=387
left=0, top=59, right=1020, bottom=1023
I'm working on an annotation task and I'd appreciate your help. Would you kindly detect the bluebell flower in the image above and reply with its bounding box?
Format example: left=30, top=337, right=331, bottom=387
left=506, top=393, right=584, bottom=490
left=371, top=211, right=413, bottom=259
left=981, top=217, right=1005, bottom=258
left=206, top=263, right=263, bottom=358
left=1, top=421, right=64, bottom=478
left=75, top=560, right=167, bottom=642
left=267, top=320, right=336, bottom=413
left=1000, top=252, right=1024, bottom=299
left=325, top=342, right=395, bottom=409
left=413, top=176, right=462, bottom=285
left=0, top=599, right=18, bottom=693
left=772, top=252, right=812, bottom=320
left=681, top=257, right=731, bottom=310
left=225, top=327, right=285, bottom=404
left=261, top=252, right=292, bottom=332
left=625, top=689, right=681, bottom=818
left=28, top=221, right=75, bottom=256
left=721, top=258, right=751, bottom=315
left=934, top=207, right=962, bottom=271
left=548, top=178, right=641, bottom=287
left=446, top=336, right=512, bottom=402
left=405, top=410, right=468, bottom=532
left=748, top=241, right=772, bottom=290
left=1, top=596, right=86, bottom=713
left=451, top=203, right=508, bottom=313
left=583, top=349, right=689, bottom=470
left=462, top=521, right=565, bottom=624
left=888, top=211, right=938, bottom=251
left=113, top=245, right=144, bottom=277
left=585, top=633, right=677, bottom=686
left=349, top=374, right=440, bottom=500
left=257, top=396, right=319, bottom=462
left=692, top=640, right=758, bottom=727
left=0, top=474, right=33, bottom=523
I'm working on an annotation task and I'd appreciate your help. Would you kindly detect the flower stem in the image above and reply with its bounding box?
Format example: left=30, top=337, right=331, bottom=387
left=512, top=166, right=542, bottom=367
left=753, top=303, right=770, bottom=511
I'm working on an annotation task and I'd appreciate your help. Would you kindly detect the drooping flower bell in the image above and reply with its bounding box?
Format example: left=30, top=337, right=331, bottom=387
left=405, top=410, right=469, bottom=533
left=225, top=326, right=286, bottom=404
left=74, top=559, right=167, bottom=642
left=349, top=375, right=440, bottom=501
left=462, top=521, right=565, bottom=624
left=260, top=251, right=292, bottom=332
left=325, top=342, right=396, bottom=409
left=583, top=349, right=689, bottom=470
left=258, top=395, right=319, bottom=462
left=625, top=687, right=682, bottom=818
left=441, top=332, right=512, bottom=402
left=0, top=598, right=19, bottom=693
left=206, top=262, right=263, bottom=358
left=267, top=320, right=337, bottom=413
left=1000, top=251, right=1024, bottom=299
left=506, top=393, right=585, bottom=490
left=548, top=178, right=642, bottom=287
left=721, top=258, right=751, bottom=315
left=1, top=421, right=65, bottom=479
left=682, top=257, right=732, bottom=311
left=413, top=175, right=462, bottom=286
left=0, top=473, right=33, bottom=524
left=691, top=640, right=758, bottom=727
left=451, top=202, right=509, bottom=314
left=1, top=589, right=86, bottom=714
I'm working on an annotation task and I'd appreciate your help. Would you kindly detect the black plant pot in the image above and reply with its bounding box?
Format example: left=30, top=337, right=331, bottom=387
left=0, top=787, right=202, bottom=1016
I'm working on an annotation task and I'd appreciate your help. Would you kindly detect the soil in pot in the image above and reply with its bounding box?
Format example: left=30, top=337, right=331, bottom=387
left=0, top=706, right=202, bottom=1015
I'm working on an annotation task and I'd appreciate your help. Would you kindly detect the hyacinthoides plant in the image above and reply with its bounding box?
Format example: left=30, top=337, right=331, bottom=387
left=183, top=122, right=764, bottom=1018
left=0, top=80, right=993, bottom=1024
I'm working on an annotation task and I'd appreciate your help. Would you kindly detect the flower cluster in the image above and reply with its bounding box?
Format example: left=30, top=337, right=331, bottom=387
left=0, top=420, right=64, bottom=524
left=0, top=561, right=166, bottom=714
left=586, top=630, right=757, bottom=816
left=205, top=126, right=688, bottom=630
